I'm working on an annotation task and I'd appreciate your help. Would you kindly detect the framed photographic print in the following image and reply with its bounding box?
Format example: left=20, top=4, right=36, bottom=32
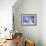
left=21, top=14, right=37, bottom=26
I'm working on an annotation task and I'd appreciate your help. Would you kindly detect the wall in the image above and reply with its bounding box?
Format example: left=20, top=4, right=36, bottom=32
left=13, top=0, right=41, bottom=46
left=0, top=0, right=16, bottom=30
left=41, top=0, right=46, bottom=46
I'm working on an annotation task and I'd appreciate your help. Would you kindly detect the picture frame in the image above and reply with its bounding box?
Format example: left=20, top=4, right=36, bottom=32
left=21, top=14, right=37, bottom=26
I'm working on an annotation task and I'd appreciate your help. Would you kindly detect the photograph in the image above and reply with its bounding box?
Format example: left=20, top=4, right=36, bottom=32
left=0, top=0, right=45, bottom=46
left=21, top=14, right=37, bottom=26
